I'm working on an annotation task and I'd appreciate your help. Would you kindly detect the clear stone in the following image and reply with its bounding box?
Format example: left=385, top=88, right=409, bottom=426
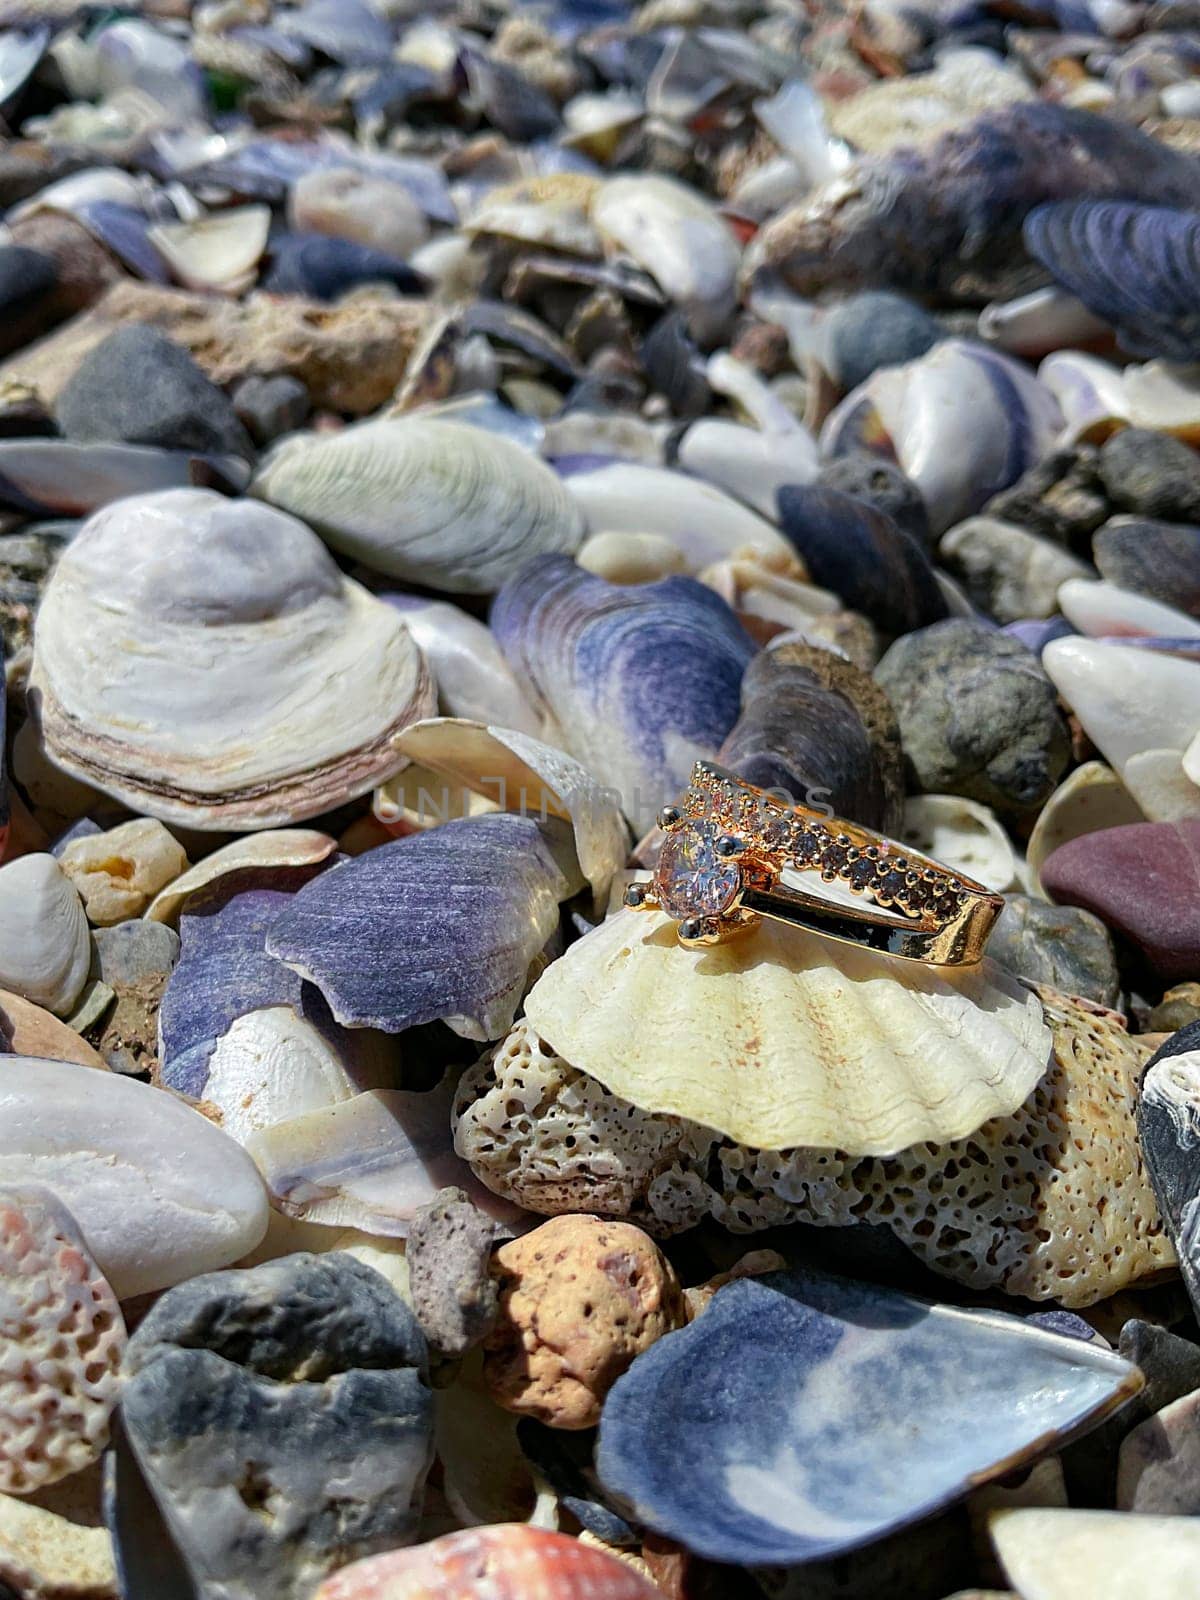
left=654, top=820, right=741, bottom=919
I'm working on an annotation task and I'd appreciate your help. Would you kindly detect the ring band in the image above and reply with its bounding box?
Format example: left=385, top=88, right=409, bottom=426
left=624, top=762, right=1004, bottom=966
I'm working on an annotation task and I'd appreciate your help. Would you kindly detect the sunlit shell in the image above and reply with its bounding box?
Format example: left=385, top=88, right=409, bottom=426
left=821, top=340, right=1064, bottom=535
left=1041, top=352, right=1200, bottom=445
left=147, top=205, right=271, bottom=294
left=577, top=531, right=688, bottom=585
left=591, top=174, right=739, bottom=345
left=900, top=795, right=1019, bottom=893
left=1027, top=762, right=1144, bottom=883
left=144, top=830, right=338, bottom=925
left=266, top=814, right=570, bottom=1041
left=386, top=718, right=629, bottom=909
left=522, top=907, right=1049, bottom=1154
left=456, top=990, right=1171, bottom=1307
left=826, top=49, right=1035, bottom=154
left=490, top=556, right=757, bottom=832
left=558, top=459, right=796, bottom=574
left=596, top=1267, right=1138, bottom=1568
left=0, top=854, right=90, bottom=1018
left=252, top=418, right=585, bottom=592
left=466, top=173, right=602, bottom=255
left=29, top=489, right=434, bottom=830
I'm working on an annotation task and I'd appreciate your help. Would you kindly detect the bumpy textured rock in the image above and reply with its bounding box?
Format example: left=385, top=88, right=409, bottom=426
left=984, top=445, right=1108, bottom=549
left=482, top=1216, right=687, bottom=1429
left=1117, top=1388, right=1200, bottom=1514
left=818, top=451, right=932, bottom=549
left=456, top=993, right=1171, bottom=1308
left=988, top=896, right=1120, bottom=1010
left=122, top=1252, right=433, bottom=1600
left=0, top=1492, right=117, bottom=1600
left=55, top=326, right=254, bottom=459
left=1041, top=820, right=1200, bottom=983
left=2, top=280, right=433, bottom=414
left=60, top=819, right=189, bottom=926
left=938, top=517, right=1094, bottom=622
left=0, top=1186, right=125, bottom=1494
left=1150, top=984, right=1200, bottom=1033
left=1099, top=428, right=1200, bottom=523
left=875, top=619, right=1071, bottom=813
left=406, top=1187, right=499, bottom=1358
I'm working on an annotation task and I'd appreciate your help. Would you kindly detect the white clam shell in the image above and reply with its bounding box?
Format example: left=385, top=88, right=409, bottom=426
left=252, top=418, right=585, bottom=592
left=144, top=829, right=338, bottom=925
left=978, top=287, right=1111, bottom=358
left=676, top=418, right=820, bottom=519
left=1058, top=578, right=1200, bottom=640
left=900, top=795, right=1018, bottom=893
left=246, top=1078, right=525, bottom=1236
left=1043, top=636, right=1200, bottom=817
left=0, top=1057, right=269, bottom=1298
left=147, top=204, right=271, bottom=294
left=388, top=716, right=630, bottom=908
left=1027, top=761, right=1144, bottom=884
left=990, top=1508, right=1200, bottom=1600
left=385, top=599, right=542, bottom=734
left=201, top=1005, right=399, bottom=1148
left=591, top=174, right=739, bottom=344
left=0, top=855, right=90, bottom=1018
left=1040, top=353, right=1200, bottom=446
left=288, top=166, right=429, bottom=260
left=522, top=908, right=1051, bottom=1154
left=29, top=488, right=435, bottom=830
left=563, top=461, right=797, bottom=573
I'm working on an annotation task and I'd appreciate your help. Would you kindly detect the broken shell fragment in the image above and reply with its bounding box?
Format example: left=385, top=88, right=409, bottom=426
left=266, top=814, right=570, bottom=1040
left=147, top=204, right=271, bottom=294
left=144, top=829, right=338, bottom=925
left=522, top=907, right=1050, bottom=1154
left=252, top=418, right=585, bottom=592
left=29, top=488, right=435, bottom=830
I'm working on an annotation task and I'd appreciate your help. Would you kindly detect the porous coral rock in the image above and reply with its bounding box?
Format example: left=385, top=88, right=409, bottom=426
left=60, top=818, right=188, bottom=926
left=0, top=1186, right=125, bottom=1494
left=454, top=992, right=1172, bottom=1309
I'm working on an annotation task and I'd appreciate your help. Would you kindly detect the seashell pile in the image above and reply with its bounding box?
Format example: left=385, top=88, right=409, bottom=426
left=2, top=1, right=1200, bottom=1595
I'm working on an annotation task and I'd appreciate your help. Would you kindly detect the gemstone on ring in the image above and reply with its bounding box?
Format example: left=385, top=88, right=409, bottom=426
left=654, top=819, right=741, bottom=920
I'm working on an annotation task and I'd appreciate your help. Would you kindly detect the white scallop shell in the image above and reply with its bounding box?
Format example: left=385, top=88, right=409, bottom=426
left=900, top=794, right=1019, bottom=893
left=0, top=855, right=91, bottom=1018
left=386, top=717, right=630, bottom=908
left=144, top=829, right=339, bottom=925
left=0, top=1057, right=269, bottom=1298
left=523, top=908, right=1051, bottom=1154
left=29, top=488, right=435, bottom=830
left=1027, top=762, right=1144, bottom=884
left=252, top=417, right=585, bottom=592
left=591, top=174, right=740, bottom=344
left=148, top=204, right=271, bottom=294
left=563, top=461, right=797, bottom=573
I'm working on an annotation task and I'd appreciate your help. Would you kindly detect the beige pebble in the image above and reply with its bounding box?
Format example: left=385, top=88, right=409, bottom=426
left=60, top=819, right=189, bottom=925
left=0, top=1492, right=117, bottom=1600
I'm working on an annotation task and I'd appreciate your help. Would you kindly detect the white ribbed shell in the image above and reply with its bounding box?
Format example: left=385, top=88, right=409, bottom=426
left=251, top=417, right=585, bottom=591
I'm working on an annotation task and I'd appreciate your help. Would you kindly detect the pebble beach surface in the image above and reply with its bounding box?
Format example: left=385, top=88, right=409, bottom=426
left=3, top=2, right=1200, bottom=1598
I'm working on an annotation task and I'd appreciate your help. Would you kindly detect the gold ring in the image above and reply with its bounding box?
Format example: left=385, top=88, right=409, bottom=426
left=624, top=762, right=1004, bottom=966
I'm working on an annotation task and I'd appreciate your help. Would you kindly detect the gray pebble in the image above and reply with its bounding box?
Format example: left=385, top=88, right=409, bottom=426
left=1099, top=428, right=1200, bottom=523
left=1117, top=1386, right=1200, bottom=1514
left=406, top=1186, right=499, bottom=1359
left=92, top=920, right=180, bottom=1074
left=232, top=374, right=310, bottom=446
left=874, top=620, right=1070, bottom=814
left=823, top=291, right=942, bottom=393
left=56, top=325, right=254, bottom=459
left=988, top=896, right=1120, bottom=1009
left=122, top=1253, right=433, bottom=1600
